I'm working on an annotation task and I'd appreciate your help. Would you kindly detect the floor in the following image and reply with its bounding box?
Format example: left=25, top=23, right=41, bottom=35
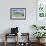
left=0, top=42, right=46, bottom=46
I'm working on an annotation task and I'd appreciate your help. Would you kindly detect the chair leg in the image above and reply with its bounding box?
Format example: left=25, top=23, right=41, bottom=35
left=4, top=41, right=7, bottom=46
left=4, top=33, right=7, bottom=46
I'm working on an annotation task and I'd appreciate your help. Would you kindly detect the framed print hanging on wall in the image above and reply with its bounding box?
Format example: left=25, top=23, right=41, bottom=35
left=36, top=0, right=46, bottom=26
left=10, top=8, right=26, bottom=20
left=37, top=0, right=46, bottom=19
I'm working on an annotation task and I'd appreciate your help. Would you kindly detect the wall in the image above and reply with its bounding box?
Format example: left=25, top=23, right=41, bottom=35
left=0, top=0, right=36, bottom=42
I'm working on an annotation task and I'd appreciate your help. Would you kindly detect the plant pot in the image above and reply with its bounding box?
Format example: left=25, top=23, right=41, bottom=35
left=37, top=39, right=40, bottom=43
left=40, top=38, right=45, bottom=43
left=37, top=39, right=45, bottom=44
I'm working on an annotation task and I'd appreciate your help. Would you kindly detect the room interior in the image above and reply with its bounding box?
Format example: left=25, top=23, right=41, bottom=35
left=0, top=0, right=46, bottom=46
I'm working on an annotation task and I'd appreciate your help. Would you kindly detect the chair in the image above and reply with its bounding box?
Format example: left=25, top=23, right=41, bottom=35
left=4, top=33, right=18, bottom=46
left=4, top=27, right=19, bottom=46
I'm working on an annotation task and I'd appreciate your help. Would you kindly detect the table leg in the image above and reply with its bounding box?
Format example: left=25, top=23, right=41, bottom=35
left=4, top=34, right=7, bottom=46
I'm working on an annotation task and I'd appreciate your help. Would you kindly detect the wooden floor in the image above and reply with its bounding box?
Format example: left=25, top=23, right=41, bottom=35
left=0, top=42, right=46, bottom=46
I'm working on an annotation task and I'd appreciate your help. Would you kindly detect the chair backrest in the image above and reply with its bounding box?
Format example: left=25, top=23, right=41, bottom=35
left=11, top=27, right=18, bottom=34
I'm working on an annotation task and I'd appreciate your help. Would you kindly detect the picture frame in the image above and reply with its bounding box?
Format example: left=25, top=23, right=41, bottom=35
left=36, top=0, right=46, bottom=26
left=36, top=0, right=46, bottom=19
left=10, top=8, right=26, bottom=20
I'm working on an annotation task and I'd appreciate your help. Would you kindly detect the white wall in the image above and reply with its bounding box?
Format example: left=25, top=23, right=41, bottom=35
left=0, top=0, right=36, bottom=42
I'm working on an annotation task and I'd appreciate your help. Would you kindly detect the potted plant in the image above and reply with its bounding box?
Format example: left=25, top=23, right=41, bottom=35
left=33, top=32, right=46, bottom=43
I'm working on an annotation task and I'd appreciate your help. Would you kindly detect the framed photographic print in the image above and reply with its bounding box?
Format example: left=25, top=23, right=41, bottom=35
left=36, top=0, right=46, bottom=26
left=37, top=0, right=46, bottom=18
left=10, top=8, right=26, bottom=20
